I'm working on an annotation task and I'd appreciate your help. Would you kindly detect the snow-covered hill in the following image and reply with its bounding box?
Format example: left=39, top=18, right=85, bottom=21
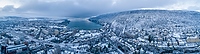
left=89, top=10, right=200, bottom=33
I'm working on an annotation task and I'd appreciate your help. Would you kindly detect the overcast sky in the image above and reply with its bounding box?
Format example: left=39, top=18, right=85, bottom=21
left=0, top=0, right=200, bottom=17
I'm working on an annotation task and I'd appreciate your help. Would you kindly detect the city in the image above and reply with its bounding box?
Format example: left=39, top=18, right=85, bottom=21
left=1, top=10, right=200, bottom=54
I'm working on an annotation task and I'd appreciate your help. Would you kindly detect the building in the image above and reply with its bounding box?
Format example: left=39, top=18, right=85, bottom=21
left=1, top=44, right=28, bottom=54
left=186, top=36, right=200, bottom=43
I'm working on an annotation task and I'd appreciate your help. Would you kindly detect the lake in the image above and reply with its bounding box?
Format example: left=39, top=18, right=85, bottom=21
left=67, top=19, right=102, bottom=30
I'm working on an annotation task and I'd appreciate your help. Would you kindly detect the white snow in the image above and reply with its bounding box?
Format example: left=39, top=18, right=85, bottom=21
left=173, top=33, right=181, bottom=38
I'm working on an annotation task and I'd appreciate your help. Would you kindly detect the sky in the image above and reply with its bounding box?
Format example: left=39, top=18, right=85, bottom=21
left=0, top=0, right=200, bottom=17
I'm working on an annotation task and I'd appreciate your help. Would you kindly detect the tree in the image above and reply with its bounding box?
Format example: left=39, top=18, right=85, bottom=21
left=148, top=35, right=154, bottom=43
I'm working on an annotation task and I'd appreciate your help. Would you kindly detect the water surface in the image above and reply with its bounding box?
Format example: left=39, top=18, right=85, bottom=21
left=68, top=19, right=102, bottom=30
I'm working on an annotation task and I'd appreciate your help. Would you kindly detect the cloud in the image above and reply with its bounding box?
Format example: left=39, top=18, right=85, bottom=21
left=141, top=0, right=200, bottom=12
left=0, top=0, right=21, bottom=8
left=15, top=0, right=114, bottom=17
left=0, top=0, right=200, bottom=17
left=1, top=5, right=15, bottom=12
